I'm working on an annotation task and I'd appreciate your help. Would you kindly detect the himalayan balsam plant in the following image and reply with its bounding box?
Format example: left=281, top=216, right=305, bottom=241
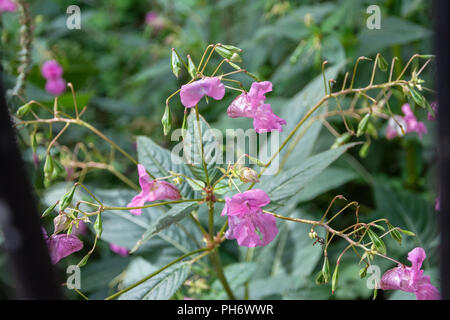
left=13, top=41, right=439, bottom=300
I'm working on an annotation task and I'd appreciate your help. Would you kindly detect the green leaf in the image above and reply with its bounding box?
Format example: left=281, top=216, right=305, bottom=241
left=387, top=222, right=403, bottom=245
left=131, top=202, right=199, bottom=253
left=409, top=86, right=427, bottom=108
left=185, top=109, right=221, bottom=183
left=119, top=261, right=191, bottom=300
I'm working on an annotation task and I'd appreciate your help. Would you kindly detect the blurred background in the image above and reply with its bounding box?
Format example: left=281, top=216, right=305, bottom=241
left=0, top=0, right=437, bottom=299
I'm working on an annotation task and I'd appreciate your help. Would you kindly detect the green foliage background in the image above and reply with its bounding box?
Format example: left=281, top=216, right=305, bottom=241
left=0, top=0, right=438, bottom=300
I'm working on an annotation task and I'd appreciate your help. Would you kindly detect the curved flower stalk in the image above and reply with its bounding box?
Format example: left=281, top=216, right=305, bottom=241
left=14, top=44, right=438, bottom=300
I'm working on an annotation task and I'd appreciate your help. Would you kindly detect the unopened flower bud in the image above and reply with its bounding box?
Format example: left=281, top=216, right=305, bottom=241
left=53, top=214, right=71, bottom=234
left=308, top=231, right=317, bottom=239
left=239, top=167, right=259, bottom=183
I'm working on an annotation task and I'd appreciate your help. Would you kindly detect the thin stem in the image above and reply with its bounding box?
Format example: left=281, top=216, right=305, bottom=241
left=210, top=250, right=236, bottom=300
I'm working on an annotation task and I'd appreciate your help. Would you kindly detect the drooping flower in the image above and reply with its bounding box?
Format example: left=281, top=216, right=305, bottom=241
left=0, top=0, right=17, bottom=13
left=127, top=164, right=181, bottom=215
left=42, top=228, right=83, bottom=264
left=227, top=81, right=286, bottom=133
left=385, top=104, right=426, bottom=139
left=110, top=243, right=129, bottom=257
left=221, top=189, right=278, bottom=247
left=380, top=247, right=440, bottom=300
left=428, top=101, right=438, bottom=121
left=41, top=60, right=66, bottom=96
left=180, top=77, right=225, bottom=108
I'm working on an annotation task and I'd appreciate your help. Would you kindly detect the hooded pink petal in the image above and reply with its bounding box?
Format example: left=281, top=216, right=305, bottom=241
left=0, top=0, right=17, bottom=12
left=248, top=81, right=272, bottom=102
left=401, top=104, right=427, bottom=138
left=180, top=77, right=225, bottom=108
left=221, top=189, right=277, bottom=247
left=380, top=247, right=440, bottom=300
left=110, top=243, right=129, bottom=257
left=45, top=78, right=66, bottom=96
left=47, top=234, right=83, bottom=264
left=127, top=164, right=181, bottom=215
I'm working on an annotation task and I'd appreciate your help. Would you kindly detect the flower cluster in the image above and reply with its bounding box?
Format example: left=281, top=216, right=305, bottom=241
left=380, top=247, right=440, bottom=300
left=41, top=60, right=66, bottom=96
left=127, top=164, right=181, bottom=215
left=386, top=103, right=427, bottom=140
left=221, top=189, right=278, bottom=247
left=179, top=77, right=286, bottom=133
left=0, top=0, right=16, bottom=13
left=42, top=228, right=83, bottom=264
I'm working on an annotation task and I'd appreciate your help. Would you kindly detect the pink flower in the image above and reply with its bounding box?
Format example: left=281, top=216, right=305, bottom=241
left=41, top=60, right=66, bottom=96
left=227, top=81, right=286, bottom=133
left=221, top=189, right=278, bottom=247
left=110, top=243, right=129, bottom=257
left=385, top=104, right=426, bottom=139
left=0, top=0, right=16, bottom=13
left=180, top=77, right=225, bottom=108
left=41, top=60, right=64, bottom=79
left=380, top=247, right=440, bottom=300
left=45, top=77, right=66, bottom=96
left=42, top=228, right=83, bottom=264
left=428, top=101, right=438, bottom=121
left=127, top=164, right=181, bottom=215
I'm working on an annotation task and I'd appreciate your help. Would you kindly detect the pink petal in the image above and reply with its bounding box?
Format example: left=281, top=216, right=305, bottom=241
left=248, top=81, right=272, bottom=102
left=110, top=243, right=129, bottom=257
left=180, top=77, right=225, bottom=108
left=415, top=276, right=440, bottom=300
left=47, top=234, right=83, bottom=264
left=148, top=180, right=181, bottom=201
left=227, top=93, right=253, bottom=118
left=41, top=60, right=64, bottom=79
left=0, top=0, right=16, bottom=12
left=45, top=78, right=66, bottom=96
left=408, top=247, right=426, bottom=271
left=380, top=266, right=408, bottom=291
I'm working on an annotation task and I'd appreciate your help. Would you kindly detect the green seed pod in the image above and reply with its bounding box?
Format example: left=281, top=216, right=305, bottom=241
left=94, top=213, right=103, bottom=237
left=187, top=55, right=197, bottom=79
left=41, top=202, right=59, bottom=218
left=331, top=132, right=351, bottom=149
left=44, top=154, right=54, bottom=180
left=16, top=103, right=32, bottom=117
left=322, top=257, right=330, bottom=283
left=356, top=113, right=371, bottom=137
left=59, top=185, right=77, bottom=212
left=171, top=49, right=181, bottom=78
left=161, top=104, right=172, bottom=136
left=331, top=264, right=339, bottom=294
